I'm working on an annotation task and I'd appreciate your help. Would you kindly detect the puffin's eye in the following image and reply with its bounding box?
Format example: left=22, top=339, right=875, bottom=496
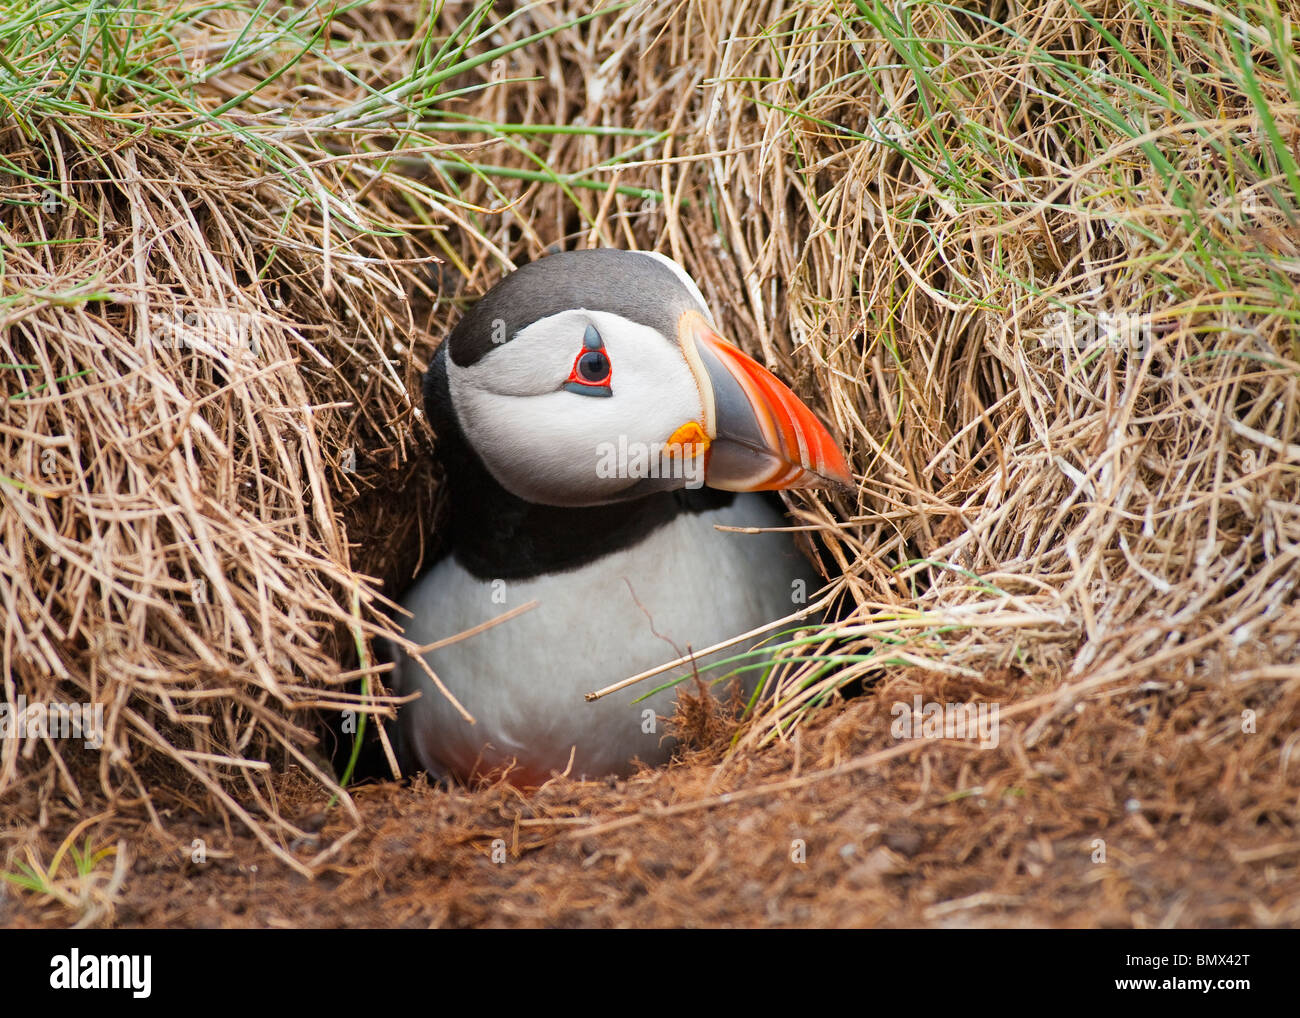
left=563, top=330, right=613, bottom=396
left=576, top=351, right=610, bottom=383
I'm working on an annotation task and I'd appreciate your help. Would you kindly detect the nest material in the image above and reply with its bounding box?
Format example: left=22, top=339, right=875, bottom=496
left=2, top=0, right=1299, bottom=895
left=0, top=3, right=445, bottom=871
left=431, top=0, right=1300, bottom=748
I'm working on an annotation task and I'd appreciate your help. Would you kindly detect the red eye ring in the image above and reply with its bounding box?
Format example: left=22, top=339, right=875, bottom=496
left=563, top=348, right=613, bottom=396
left=570, top=349, right=611, bottom=385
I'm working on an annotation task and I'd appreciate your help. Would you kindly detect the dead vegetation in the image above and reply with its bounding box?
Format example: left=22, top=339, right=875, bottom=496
left=2, top=0, right=1298, bottom=925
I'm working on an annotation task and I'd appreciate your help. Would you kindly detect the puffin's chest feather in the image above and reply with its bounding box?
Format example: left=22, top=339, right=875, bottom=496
left=395, top=494, right=818, bottom=780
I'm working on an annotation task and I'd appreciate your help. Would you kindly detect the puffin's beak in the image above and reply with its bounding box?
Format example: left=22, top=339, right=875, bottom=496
left=678, top=310, right=853, bottom=492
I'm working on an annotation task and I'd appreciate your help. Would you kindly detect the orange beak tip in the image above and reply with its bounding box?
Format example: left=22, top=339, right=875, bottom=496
left=682, top=310, right=855, bottom=494
left=799, top=464, right=855, bottom=496
left=814, top=463, right=855, bottom=493
left=829, top=475, right=857, bottom=498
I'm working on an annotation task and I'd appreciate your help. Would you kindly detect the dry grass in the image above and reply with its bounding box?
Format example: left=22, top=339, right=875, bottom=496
left=0, top=0, right=460, bottom=874
left=2, top=0, right=1299, bottom=925
left=424, top=0, right=1300, bottom=763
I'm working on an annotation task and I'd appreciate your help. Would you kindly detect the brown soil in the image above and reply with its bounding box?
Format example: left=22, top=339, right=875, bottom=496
left=4, top=666, right=1295, bottom=928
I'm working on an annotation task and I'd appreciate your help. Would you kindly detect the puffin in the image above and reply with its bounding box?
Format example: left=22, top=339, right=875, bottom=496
left=391, top=248, right=851, bottom=785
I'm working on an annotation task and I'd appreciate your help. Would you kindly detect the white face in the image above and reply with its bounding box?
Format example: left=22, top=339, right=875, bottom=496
left=447, top=307, right=709, bottom=507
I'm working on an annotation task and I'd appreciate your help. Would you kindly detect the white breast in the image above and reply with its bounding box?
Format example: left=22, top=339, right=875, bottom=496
left=392, top=494, right=821, bottom=781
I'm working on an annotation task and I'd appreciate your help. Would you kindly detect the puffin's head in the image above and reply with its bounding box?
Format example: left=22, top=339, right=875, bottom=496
left=429, top=249, right=851, bottom=508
